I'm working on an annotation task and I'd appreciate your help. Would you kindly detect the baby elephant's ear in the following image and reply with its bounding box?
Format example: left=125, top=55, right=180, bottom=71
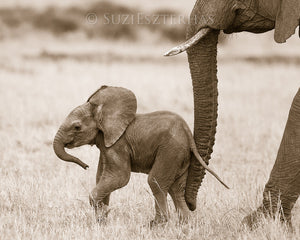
left=88, top=86, right=137, bottom=147
left=274, top=0, right=300, bottom=43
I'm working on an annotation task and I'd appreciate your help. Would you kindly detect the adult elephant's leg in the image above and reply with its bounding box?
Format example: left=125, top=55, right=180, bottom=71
left=262, top=89, right=300, bottom=222
left=279, top=171, right=300, bottom=222
left=244, top=89, right=300, bottom=226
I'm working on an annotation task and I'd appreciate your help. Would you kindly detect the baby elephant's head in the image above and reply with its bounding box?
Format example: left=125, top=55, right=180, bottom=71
left=53, top=86, right=137, bottom=169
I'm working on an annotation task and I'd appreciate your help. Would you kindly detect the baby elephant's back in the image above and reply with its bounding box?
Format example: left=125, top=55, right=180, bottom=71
left=125, top=111, right=192, bottom=166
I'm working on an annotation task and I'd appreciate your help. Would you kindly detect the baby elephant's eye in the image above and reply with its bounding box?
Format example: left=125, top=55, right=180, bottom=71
left=74, top=126, right=81, bottom=131
left=72, top=120, right=82, bottom=131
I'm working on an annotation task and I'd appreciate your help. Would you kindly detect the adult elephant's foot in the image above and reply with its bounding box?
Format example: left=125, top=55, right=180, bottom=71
left=242, top=174, right=299, bottom=229
left=242, top=206, right=263, bottom=228
left=242, top=206, right=290, bottom=229
left=242, top=205, right=292, bottom=229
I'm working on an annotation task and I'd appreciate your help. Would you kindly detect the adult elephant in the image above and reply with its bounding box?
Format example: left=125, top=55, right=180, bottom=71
left=165, top=0, right=300, bottom=226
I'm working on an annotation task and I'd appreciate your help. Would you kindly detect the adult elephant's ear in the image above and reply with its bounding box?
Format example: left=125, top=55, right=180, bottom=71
left=274, top=0, right=300, bottom=43
left=88, top=86, right=137, bottom=147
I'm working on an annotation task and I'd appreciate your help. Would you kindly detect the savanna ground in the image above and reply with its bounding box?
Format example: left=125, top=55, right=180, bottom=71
left=0, top=1, right=299, bottom=239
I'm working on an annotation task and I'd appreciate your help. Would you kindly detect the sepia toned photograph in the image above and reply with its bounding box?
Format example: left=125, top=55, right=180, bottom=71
left=0, top=0, right=299, bottom=239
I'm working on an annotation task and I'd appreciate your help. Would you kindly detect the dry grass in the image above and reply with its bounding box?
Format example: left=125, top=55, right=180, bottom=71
left=0, top=31, right=299, bottom=240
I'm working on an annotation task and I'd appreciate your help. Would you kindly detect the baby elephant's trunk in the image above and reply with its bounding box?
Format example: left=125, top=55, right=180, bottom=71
left=53, top=129, right=89, bottom=170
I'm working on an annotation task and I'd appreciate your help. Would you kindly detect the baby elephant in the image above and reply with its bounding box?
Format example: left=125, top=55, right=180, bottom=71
left=53, top=86, right=228, bottom=226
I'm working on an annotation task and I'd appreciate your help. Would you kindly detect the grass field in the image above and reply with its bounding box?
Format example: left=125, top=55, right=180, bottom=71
left=0, top=1, right=299, bottom=239
left=0, top=35, right=299, bottom=239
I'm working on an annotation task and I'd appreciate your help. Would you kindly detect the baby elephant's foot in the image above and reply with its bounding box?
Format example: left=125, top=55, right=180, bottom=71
left=95, top=203, right=109, bottom=222
left=96, top=213, right=108, bottom=224
left=89, top=196, right=110, bottom=223
left=149, top=217, right=168, bottom=228
left=178, top=214, right=189, bottom=225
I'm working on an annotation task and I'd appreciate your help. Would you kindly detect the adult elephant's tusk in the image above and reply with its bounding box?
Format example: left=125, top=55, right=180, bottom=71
left=164, top=28, right=211, bottom=56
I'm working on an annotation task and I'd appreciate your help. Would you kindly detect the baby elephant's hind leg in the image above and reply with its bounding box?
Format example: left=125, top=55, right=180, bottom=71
left=147, top=173, right=169, bottom=226
left=169, top=171, right=190, bottom=223
left=147, top=148, right=181, bottom=226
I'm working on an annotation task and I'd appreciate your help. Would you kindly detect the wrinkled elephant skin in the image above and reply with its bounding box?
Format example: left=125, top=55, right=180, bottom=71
left=167, top=0, right=299, bottom=226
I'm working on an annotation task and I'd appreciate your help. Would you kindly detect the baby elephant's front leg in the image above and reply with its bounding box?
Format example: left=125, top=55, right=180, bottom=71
left=90, top=158, right=131, bottom=222
left=89, top=154, right=111, bottom=222
left=90, top=173, right=130, bottom=221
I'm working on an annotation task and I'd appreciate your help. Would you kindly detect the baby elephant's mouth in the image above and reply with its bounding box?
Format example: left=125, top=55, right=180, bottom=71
left=65, top=141, right=75, bottom=149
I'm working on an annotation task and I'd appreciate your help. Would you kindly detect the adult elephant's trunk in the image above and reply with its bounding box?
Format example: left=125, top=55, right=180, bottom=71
left=185, top=30, right=219, bottom=211
left=53, top=129, right=89, bottom=169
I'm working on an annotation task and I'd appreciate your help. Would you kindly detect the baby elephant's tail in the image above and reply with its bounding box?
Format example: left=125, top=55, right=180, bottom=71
left=185, top=125, right=230, bottom=189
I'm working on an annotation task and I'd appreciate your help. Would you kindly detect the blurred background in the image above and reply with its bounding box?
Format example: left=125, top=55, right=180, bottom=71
left=0, top=1, right=299, bottom=239
left=0, top=0, right=299, bottom=68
